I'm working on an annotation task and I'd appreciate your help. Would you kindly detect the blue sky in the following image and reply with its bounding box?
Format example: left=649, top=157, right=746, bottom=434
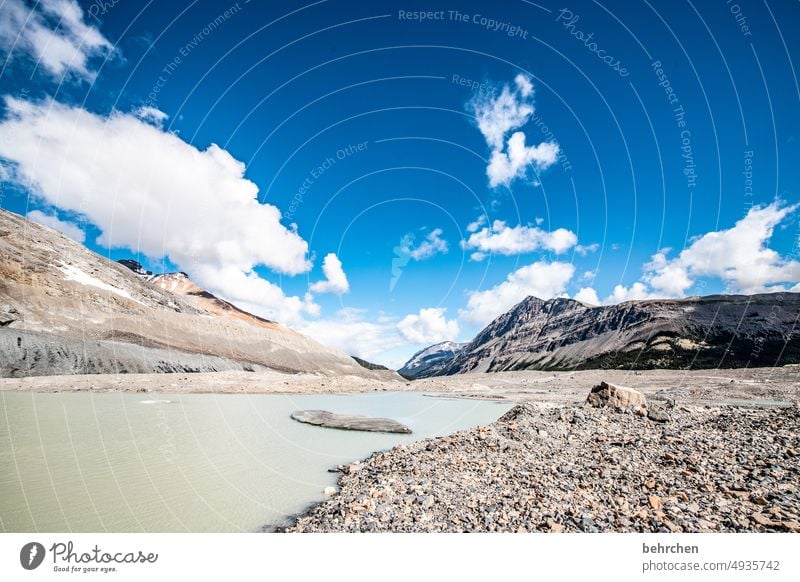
left=0, top=0, right=799, bottom=367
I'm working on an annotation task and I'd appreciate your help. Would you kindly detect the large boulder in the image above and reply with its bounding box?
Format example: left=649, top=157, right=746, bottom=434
left=586, top=381, right=647, bottom=411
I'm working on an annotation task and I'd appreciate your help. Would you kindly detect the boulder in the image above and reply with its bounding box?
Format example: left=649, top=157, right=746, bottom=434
left=647, top=403, right=671, bottom=423
left=586, top=381, right=647, bottom=411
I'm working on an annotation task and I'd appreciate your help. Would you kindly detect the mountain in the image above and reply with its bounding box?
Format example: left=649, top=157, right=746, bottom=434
left=398, top=341, right=468, bottom=378
left=350, top=356, right=391, bottom=371
left=0, top=208, right=395, bottom=379
left=404, top=295, right=800, bottom=376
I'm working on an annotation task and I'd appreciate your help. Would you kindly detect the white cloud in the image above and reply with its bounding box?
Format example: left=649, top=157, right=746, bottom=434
left=606, top=282, right=652, bottom=304
left=397, top=307, right=459, bottom=344
left=573, top=287, right=600, bottom=306
left=469, top=74, right=559, bottom=188
left=0, top=0, right=114, bottom=81
left=514, top=73, right=533, bottom=98
left=27, top=209, right=84, bottom=242
left=134, top=106, right=169, bottom=126
left=466, top=215, right=487, bottom=233
left=296, top=308, right=408, bottom=366
left=460, top=260, right=575, bottom=325
left=0, top=97, right=316, bottom=324
left=309, top=253, right=349, bottom=294
left=398, top=228, right=449, bottom=261
left=652, top=203, right=800, bottom=294
left=462, top=219, right=577, bottom=259
left=606, top=203, right=800, bottom=303
left=486, top=132, right=559, bottom=188
left=575, top=243, right=599, bottom=256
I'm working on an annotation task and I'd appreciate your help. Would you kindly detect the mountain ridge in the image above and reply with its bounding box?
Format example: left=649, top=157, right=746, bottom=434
left=400, top=293, right=800, bottom=377
left=0, top=208, right=397, bottom=379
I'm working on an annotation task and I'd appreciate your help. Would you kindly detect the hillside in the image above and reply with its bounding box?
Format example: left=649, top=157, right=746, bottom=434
left=0, top=208, right=395, bottom=379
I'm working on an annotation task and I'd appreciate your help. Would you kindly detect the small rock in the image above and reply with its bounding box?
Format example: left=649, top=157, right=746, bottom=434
left=648, top=404, right=671, bottom=423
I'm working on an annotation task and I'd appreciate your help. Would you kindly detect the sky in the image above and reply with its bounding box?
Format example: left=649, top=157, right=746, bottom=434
left=0, top=0, right=798, bottom=368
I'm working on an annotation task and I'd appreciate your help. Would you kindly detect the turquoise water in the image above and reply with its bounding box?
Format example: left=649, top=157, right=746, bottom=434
left=0, top=391, right=511, bottom=532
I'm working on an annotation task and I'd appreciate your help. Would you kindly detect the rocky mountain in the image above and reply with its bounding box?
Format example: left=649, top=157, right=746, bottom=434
left=351, top=356, right=391, bottom=371
left=0, top=208, right=396, bottom=379
left=402, top=294, right=800, bottom=376
left=398, top=341, right=468, bottom=378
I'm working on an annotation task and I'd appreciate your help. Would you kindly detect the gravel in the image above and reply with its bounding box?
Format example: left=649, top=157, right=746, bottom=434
left=288, top=401, right=800, bottom=533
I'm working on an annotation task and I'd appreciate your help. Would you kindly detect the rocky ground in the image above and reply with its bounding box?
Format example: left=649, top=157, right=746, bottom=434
left=288, top=395, right=800, bottom=533
left=3, top=366, right=797, bottom=401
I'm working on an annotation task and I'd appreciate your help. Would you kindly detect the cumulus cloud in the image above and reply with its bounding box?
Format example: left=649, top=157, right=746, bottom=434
left=606, top=282, right=652, bottom=304
left=309, top=253, right=349, bottom=295
left=575, top=243, right=599, bottom=256
left=397, top=307, right=459, bottom=344
left=404, top=228, right=448, bottom=261
left=460, top=260, right=575, bottom=325
left=573, top=287, right=600, bottom=306
left=0, top=97, right=316, bottom=324
left=27, top=209, right=84, bottom=242
left=134, top=106, right=169, bottom=126
left=296, top=308, right=410, bottom=366
left=466, top=215, right=487, bottom=233
left=469, top=74, right=559, bottom=187
left=486, top=133, right=559, bottom=188
left=0, top=0, right=114, bottom=81
left=462, top=219, right=577, bottom=259
left=607, top=203, right=800, bottom=303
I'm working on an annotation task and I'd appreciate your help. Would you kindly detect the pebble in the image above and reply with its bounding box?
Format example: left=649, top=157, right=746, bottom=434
left=289, top=402, right=800, bottom=533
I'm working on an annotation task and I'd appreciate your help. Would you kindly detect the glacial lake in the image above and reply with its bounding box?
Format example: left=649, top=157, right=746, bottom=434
left=0, top=391, right=511, bottom=532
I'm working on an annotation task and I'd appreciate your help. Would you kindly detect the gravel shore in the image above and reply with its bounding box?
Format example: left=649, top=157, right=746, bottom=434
left=288, top=401, right=800, bottom=533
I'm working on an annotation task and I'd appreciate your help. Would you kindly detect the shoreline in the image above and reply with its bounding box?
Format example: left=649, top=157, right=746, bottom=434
left=286, top=399, right=800, bottom=533
left=2, top=366, right=798, bottom=533
left=2, top=366, right=798, bottom=401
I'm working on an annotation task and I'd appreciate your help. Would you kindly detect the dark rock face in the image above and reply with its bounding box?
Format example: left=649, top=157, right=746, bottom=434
left=117, top=259, right=153, bottom=277
left=427, top=294, right=800, bottom=375
left=398, top=341, right=467, bottom=378
left=0, top=304, right=18, bottom=326
left=351, top=356, right=389, bottom=371
left=291, top=410, right=412, bottom=434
